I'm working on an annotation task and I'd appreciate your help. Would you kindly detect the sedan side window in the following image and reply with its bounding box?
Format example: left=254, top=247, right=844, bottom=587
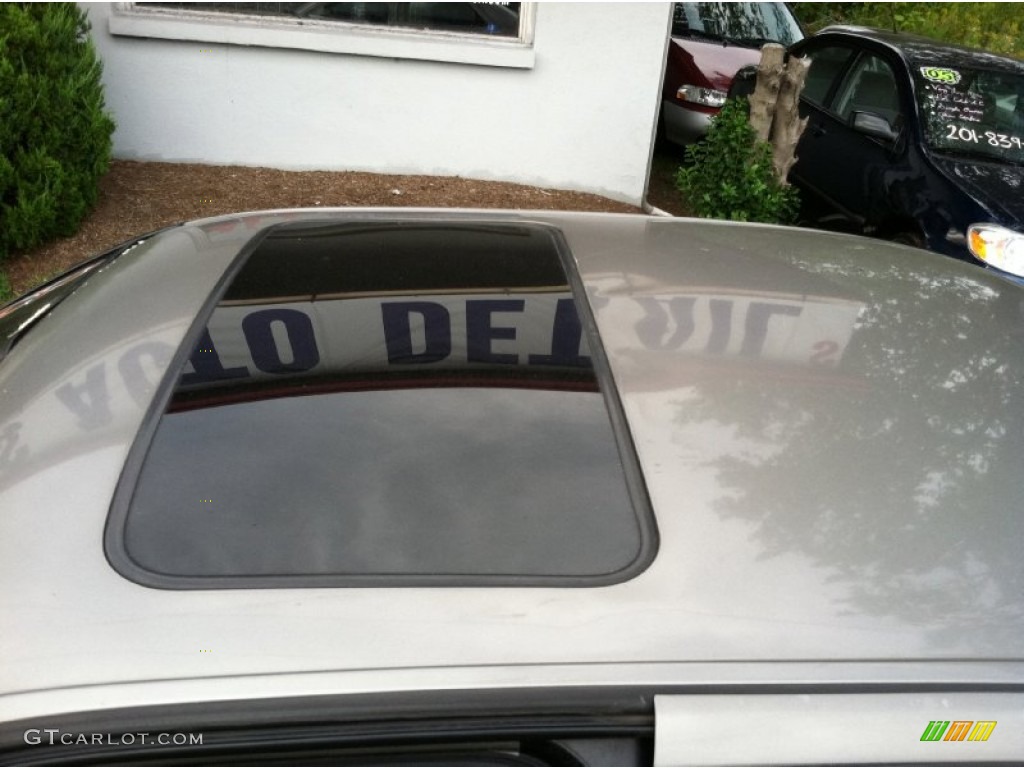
left=801, top=45, right=855, bottom=107
left=833, top=53, right=902, bottom=127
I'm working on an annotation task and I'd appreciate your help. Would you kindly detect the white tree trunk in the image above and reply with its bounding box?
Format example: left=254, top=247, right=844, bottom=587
left=746, top=44, right=810, bottom=186
left=748, top=44, right=785, bottom=143
left=770, top=55, right=810, bottom=184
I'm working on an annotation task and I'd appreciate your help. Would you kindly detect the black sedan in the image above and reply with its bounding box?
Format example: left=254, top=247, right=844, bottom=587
left=736, top=26, right=1024, bottom=282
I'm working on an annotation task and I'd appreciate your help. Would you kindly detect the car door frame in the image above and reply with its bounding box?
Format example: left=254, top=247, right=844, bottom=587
left=789, top=35, right=916, bottom=234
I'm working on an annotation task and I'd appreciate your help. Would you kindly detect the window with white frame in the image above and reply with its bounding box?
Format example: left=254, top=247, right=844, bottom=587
left=111, top=2, right=536, bottom=68
left=141, top=2, right=523, bottom=38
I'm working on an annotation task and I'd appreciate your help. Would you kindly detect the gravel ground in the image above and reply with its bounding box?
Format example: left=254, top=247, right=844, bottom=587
left=5, top=159, right=654, bottom=297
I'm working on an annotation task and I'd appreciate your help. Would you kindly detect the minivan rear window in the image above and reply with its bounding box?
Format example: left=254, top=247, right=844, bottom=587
left=108, top=220, right=654, bottom=588
left=672, top=2, right=802, bottom=48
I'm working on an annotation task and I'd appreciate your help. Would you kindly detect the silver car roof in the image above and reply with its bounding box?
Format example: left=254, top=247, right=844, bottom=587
left=1, top=209, right=1022, bottom=724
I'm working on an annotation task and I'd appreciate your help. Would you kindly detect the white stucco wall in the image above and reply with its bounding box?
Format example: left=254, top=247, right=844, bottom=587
left=84, top=3, right=671, bottom=205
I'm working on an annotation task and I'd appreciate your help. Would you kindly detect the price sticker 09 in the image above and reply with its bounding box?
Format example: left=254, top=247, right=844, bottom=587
left=920, top=66, right=961, bottom=85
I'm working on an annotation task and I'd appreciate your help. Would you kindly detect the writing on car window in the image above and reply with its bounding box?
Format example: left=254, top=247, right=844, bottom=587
left=944, top=123, right=1024, bottom=150
left=915, top=63, right=1024, bottom=162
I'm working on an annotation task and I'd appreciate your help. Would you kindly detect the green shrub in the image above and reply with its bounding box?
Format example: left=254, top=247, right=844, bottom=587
left=675, top=99, right=799, bottom=225
left=791, top=3, right=1024, bottom=60
left=0, top=3, right=114, bottom=261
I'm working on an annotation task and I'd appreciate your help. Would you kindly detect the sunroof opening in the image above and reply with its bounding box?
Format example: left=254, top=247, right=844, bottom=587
left=108, top=220, right=655, bottom=587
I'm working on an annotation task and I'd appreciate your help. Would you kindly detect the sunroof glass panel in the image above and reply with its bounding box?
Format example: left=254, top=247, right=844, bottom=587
left=114, top=221, right=653, bottom=586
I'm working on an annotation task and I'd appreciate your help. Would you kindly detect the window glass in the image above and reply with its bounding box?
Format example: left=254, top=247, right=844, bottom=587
left=672, top=2, right=803, bottom=47
left=111, top=221, right=653, bottom=587
left=140, top=2, right=522, bottom=38
left=915, top=64, right=1024, bottom=164
left=800, top=45, right=855, bottom=107
left=833, top=53, right=902, bottom=125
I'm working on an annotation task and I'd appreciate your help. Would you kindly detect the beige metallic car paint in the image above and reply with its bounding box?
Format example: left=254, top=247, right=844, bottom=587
left=1, top=211, right=1021, bottom=728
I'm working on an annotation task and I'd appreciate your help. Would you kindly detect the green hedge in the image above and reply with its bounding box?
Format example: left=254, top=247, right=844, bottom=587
left=676, top=99, right=799, bottom=225
left=0, top=3, right=114, bottom=261
left=791, top=3, right=1024, bottom=60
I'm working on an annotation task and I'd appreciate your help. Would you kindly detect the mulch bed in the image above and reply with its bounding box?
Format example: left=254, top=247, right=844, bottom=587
left=5, top=160, right=648, bottom=296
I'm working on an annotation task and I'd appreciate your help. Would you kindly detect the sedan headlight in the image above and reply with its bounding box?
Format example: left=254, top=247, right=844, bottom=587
left=676, top=84, right=727, bottom=108
left=967, top=223, right=1024, bottom=277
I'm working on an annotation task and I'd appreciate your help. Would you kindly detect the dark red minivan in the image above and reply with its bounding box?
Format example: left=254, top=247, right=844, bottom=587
left=662, top=2, right=803, bottom=145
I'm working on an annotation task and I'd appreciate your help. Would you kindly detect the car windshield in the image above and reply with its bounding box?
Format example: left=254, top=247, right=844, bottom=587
left=672, top=2, right=802, bottom=47
left=915, top=64, right=1024, bottom=164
